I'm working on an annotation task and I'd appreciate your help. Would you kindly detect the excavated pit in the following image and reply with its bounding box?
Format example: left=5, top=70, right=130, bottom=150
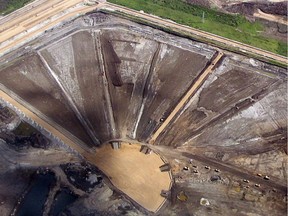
left=0, top=12, right=286, bottom=213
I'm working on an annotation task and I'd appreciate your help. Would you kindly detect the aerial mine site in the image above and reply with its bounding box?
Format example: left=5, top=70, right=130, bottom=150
left=0, top=0, right=287, bottom=215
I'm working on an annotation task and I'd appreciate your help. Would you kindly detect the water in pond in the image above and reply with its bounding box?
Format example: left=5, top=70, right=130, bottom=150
left=49, top=187, right=78, bottom=216
left=16, top=171, right=56, bottom=216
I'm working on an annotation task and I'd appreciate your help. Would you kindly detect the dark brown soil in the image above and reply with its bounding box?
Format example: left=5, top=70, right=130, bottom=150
left=72, top=31, right=111, bottom=143
left=0, top=54, right=94, bottom=146
left=225, top=2, right=287, bottom=17
left=136, top=44, right=209, bottom=142
left=155, top=67, right=277, bottom=147
left=100, top=29, right=160, bottom=139
left=198, top=69, right=274, bottom=112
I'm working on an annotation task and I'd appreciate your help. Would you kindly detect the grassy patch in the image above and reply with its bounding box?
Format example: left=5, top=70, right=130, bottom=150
left=13, top=121, right=38, bottom=136
left=102, top=9, right=287, bottom=68
left=108, top=0, right=287, bottom=56
left=0, top=0, right=32, bottom=15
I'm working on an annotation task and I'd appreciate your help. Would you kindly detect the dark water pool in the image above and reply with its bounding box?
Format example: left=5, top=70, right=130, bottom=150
left=16, top=171, right=56, bottom=216
left=49, top=187, right=78, bottom=216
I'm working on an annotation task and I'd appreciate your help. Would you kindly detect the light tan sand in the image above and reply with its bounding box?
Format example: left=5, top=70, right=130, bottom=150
left=87, top=143, right=172, bottom=212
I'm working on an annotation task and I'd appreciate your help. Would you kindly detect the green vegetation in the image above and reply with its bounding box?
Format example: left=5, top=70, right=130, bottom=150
left=102, top=9, right=287, bottom=68
left=108, top=0, right=287, bottom=56
left=0, top=0, right=31, bottom=15
left=13, top=122, right=38, bottom=136
left=276, top=42, right=288, bottom=57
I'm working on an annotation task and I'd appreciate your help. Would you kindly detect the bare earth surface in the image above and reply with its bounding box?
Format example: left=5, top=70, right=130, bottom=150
left=254, top=9, right=287, bottom=25
left=90, top=143, right=172, bottom=212
left=0, top=2, right=287, bottom=215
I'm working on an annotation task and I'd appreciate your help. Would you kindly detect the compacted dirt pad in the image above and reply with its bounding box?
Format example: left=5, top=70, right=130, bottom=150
left=90, top=143, right=172, bottom=212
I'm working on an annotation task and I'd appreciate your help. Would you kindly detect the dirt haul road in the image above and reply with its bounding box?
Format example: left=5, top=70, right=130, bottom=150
left=0, top=0, right=102, bottom=56
left=253, top=9, right=288, bottom=26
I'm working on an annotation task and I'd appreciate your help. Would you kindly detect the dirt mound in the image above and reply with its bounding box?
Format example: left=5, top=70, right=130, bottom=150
left=225, top=2, right=287, bottom=16
left=185, top=0, right=287, bottom=18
